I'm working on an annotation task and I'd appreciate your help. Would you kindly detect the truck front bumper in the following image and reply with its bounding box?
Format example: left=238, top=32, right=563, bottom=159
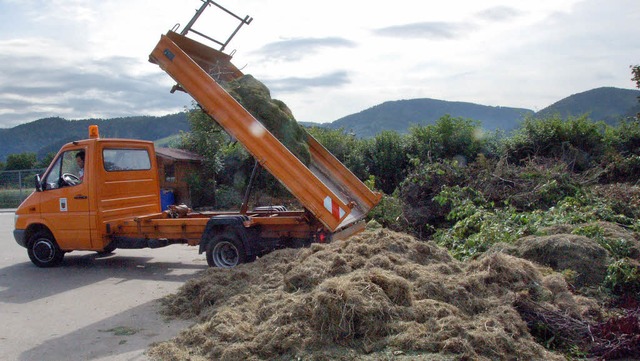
left=14, top=229, right=26, bottom=248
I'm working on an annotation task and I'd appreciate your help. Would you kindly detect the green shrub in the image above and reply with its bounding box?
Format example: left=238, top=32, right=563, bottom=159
left=215, top=185, right=243, bottom=210
left=467, top=157, right=580, bottom=211
left=604, top=119, right=640, bottom=156
left=598, top=153, right=640, bottom=184
left=536, top=190, right=638, bottom=229
left=407, top=115, right=486, bottom=163
left=431, top=185, right=640, bottom=261
left=604, top=258, right=640, bottom=295
left=365, top=130, right=409, bottom=194
left=366, top=193, right=404, bottom=230
left=572, top=224, right=633, bottom=259
left=591, top=184, right=640, bottom=220
left=433, top=190, right=540, bottom=260
left=185, top=173, right=216, bottom=209
left=398, top=161, right=468, bottom=238
left=502, top=114, right=606, bottom=171
left=307, top=127, right=369, bottom=180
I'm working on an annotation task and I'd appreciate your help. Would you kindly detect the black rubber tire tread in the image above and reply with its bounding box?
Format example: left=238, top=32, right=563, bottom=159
left=27, top=230, right=64, bottom=268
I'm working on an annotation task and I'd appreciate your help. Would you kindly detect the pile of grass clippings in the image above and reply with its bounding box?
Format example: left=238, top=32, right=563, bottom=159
left=148, top=229, right=603, bottom=361
left=222, top=74, right=311, bottom=165
left=516, top=234, right=609, bottom=288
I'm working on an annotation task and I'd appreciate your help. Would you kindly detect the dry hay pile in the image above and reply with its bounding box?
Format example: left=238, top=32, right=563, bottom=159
left=513, top=221, right=640, bottom=289
left=222, top=74, right=311, bottom=165
left=147, top=229, right=604, bottom=360
left=516, top=234, right=609, bottom=288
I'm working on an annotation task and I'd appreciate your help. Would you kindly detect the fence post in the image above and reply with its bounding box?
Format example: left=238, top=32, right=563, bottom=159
left=18, top=170, right=23, bottom=202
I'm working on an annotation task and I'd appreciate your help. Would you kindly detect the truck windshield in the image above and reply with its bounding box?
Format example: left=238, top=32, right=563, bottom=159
left=103, top=149, right=151, bottom=171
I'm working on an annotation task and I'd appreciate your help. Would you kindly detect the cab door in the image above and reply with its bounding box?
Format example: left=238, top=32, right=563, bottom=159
left=40, top=148, right=92, bottom=250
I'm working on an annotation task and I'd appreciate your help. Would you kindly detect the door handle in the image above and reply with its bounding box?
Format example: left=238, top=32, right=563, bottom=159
left=74, top=195, right=88, bottom=199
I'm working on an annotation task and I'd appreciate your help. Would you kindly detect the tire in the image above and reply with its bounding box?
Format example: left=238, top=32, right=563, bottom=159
left=206, top=232, right=247, bottom=268
left=27, top=230, right=64, bottom=268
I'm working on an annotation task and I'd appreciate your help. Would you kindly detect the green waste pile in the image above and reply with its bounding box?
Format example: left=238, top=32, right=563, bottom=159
left=147, top=229, right=605, bottom=361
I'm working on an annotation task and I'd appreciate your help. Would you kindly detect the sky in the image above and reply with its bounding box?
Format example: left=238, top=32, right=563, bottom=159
left=0, top=0, right=639, bottom=129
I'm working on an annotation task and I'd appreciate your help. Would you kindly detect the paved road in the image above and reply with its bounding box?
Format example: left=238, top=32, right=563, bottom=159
left=0, top=212, right=207, bottom=360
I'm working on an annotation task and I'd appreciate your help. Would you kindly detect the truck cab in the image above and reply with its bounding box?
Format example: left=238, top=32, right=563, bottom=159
left=14, top=126, right=161, bottom=267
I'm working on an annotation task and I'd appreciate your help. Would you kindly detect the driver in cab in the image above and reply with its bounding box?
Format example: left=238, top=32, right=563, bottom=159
left=40, top=148, right=86, bottom=190
left=75, top=150, right=85, bottom=182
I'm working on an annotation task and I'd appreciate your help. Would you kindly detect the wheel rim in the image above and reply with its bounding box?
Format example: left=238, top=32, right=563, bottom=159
left=32, top=239, right=56, bottom=263
left=212, top=241, right=239, bottom=268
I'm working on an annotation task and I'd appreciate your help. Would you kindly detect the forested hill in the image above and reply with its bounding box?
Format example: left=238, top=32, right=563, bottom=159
left=326, top=99, right=534, bottom=137
left=0, top=113, right=188, bottom=162
left=2, top=87, right=638, bottom=161
left=537, top=87, right=640, bottom=123
left=324, top=87, right=640, bottom=138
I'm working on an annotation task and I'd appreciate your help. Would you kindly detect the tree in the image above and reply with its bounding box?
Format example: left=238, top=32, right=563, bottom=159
left=179, top=104, right=230, bottom=207
left=501, top=114, right=606, bottom=170
left=180, top=105, right=228, bottom=177
left=307, top=126, right=369, bottom=180
left=5, top=152, right=37, bottom=170
left=364, top=130, right=408, bottom=194
left=632, top=65, right=640, bottom=120
left=37, top=152, right=56, bottom=169
left=407, top=115, right=484, bottom=164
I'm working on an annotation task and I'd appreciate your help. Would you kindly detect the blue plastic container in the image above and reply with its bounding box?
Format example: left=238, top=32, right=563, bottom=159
left=160, top=189, right=175, bottom=211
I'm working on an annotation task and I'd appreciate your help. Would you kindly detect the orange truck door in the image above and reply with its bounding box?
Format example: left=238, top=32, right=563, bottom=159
left=39, top=148, right=92, bottom=250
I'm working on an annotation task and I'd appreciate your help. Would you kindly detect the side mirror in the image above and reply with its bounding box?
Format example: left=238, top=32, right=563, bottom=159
left=35, top=174, right=43, bottom=192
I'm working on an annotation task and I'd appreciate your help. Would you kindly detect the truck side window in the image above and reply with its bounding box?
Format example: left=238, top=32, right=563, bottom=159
left=43, top=150, right=85, bottom=189
left=103, top=149, right=151, bottom=171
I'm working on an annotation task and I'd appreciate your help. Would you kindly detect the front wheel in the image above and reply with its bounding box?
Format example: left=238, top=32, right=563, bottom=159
left=206, top=233, right=247, bottom=268
left=27, top=230, right=64, bottom=267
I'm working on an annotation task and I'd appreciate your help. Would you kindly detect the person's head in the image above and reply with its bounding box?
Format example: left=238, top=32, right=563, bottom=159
left=76, top=151, right=85, bottom=169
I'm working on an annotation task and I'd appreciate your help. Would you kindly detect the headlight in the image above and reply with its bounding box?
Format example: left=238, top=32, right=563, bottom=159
left=14, top=213, right=19, bottom=227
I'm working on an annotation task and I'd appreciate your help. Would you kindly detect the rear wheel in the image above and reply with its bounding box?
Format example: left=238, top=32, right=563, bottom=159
left=206, top=233, right=247, bottom=268
left=27, top=230, right=64, bottom=268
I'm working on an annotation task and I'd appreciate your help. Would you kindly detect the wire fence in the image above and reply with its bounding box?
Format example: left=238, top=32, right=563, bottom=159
left=0, top=168, right=46, bottom=208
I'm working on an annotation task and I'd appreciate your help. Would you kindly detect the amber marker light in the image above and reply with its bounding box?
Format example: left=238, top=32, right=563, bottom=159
left=89, top=125, right=100, bottom=138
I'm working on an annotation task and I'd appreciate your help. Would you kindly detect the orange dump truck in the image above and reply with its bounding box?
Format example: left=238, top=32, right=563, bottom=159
left=13, top=13, right=381, bottom=268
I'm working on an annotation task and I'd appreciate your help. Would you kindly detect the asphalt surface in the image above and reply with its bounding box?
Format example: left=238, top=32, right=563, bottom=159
left=0, top=212, right=206, bottom=360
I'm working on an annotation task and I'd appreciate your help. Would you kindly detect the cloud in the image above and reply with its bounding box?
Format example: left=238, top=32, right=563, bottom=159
left=0, top=53, right=189, bottom=127
left=264, top=71, right=350, bottom=92
left=475, top=6, right=523, bottom=22
left=27, top=0, right=97, bottom=24
left=253, top=37, right=356, bottom=61
left=373, top=21, right=471, bottom=40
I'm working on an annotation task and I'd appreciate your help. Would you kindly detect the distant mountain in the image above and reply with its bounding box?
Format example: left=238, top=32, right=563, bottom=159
left=0, top=113, right=188, bottom=162
left=325, top=99, right=534, bottom=138
left=321, top=87, right=640, bottom=138
left=536, top=87, right=640, bottom=124
left=2, top=87, right=638, bottom=161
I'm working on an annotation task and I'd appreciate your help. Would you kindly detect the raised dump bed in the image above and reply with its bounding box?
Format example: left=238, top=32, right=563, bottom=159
left=149, top=31, right=381, bottom=233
